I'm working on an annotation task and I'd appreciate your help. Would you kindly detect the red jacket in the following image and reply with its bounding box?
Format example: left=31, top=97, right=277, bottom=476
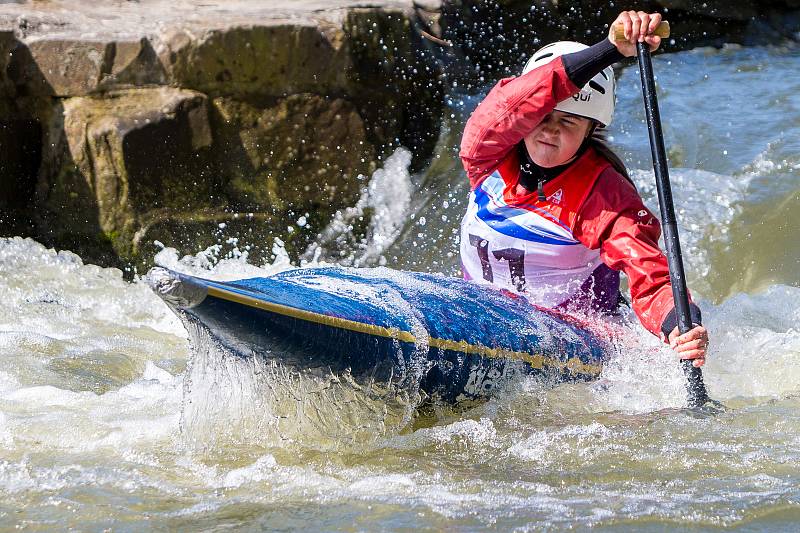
left=460, top=57, right=684, bottom=338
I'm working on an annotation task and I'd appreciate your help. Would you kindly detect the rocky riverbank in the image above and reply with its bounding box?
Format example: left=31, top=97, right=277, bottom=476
left=1, top=0, right=797, bottom=272
left=0, top=0, right=446, bottom=269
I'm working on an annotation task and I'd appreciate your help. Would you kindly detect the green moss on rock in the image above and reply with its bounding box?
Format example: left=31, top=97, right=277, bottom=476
left=212, top=93, right=375, bottom=220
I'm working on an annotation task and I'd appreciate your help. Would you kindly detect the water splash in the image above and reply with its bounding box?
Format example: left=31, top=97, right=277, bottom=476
left=178, top=313, right=421, bottom=453
left=0, top=237, right=187, bottom=392
left=304, top=148, right=415, bottom=267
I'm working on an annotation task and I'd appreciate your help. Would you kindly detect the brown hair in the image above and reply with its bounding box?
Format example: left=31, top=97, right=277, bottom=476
left=589, top=127, right=632, bottom=183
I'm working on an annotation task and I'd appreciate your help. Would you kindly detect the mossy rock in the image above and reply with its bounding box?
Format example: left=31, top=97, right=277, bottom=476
left=160, top=24, right=351, bottom=98
left=37, top=87, right=216, bottom=260
left=211, top=93, right=375, bottom=218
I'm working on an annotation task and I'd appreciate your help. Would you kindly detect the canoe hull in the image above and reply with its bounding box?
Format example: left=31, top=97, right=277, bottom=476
left=148, top=266, right=610, bottom=402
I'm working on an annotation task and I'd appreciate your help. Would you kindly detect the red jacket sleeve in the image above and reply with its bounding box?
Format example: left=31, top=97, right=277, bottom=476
left=573, top=167, right=690, bottom=338
left=459, top=58, right=580, bottom=189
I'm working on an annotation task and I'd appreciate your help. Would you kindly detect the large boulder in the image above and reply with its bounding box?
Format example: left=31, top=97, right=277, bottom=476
left=8, top=36, right=166, bottom=97
left=157, top=8, right=444, bottom=167
left=34, top=88, right=380, bottom=267
left=37, top=87, right=215, bottom=260
left=212, top=94, right=373, bottom=214
left=204, top=93, right=377, bottom=259
left=21, top=39, right=111, bottom=96
left=158, top=24, right=351, bottom=98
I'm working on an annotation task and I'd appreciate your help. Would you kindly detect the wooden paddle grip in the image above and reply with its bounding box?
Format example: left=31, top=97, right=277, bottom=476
left=612, top=20, right=670, bottom=42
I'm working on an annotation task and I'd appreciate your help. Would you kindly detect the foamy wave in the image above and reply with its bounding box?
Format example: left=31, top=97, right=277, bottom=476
left=303, top=147, right=415, bottom=267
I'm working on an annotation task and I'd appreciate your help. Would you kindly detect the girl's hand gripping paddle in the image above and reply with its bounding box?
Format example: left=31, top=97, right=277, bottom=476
left=614, top=21, right=722, bottom=411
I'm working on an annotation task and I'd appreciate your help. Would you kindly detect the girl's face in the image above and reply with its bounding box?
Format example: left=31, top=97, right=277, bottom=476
left=524, top=111, right=593, bottom=168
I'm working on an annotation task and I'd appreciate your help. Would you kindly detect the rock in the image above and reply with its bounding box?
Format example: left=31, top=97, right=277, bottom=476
left=20, top=40, right=108, bottom=96
left=159, top=24, right=350, bottom=98
left=0, top=118, right=41, bottom=237
left=209, top=93, right=376, bottom=256
left=37, top=87, right=215, bottom=258
left=212, top=94, right=373, bottom=212
left=0, top=1, right=444, bottom=269
left=0, top=30, right=16, bottom=109
left=158, top=8, right=444, bottom=166
left=36, top=86, right=377, bottom=265
left=9, top=37, right=166, bottom=96
left=0, top=30, right=41, bottom=237
left=344, top=8, right=444, bottom=167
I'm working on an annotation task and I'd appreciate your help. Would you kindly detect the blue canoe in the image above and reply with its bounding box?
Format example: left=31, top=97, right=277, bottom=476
left=147, top=266, right=611, bottom=402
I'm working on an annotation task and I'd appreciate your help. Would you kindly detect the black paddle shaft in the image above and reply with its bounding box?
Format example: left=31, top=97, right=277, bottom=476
left=635, top=42, right=710, bottom=408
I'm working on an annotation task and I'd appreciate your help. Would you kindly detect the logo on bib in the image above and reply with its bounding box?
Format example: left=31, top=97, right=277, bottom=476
left=548, top=188, right=563, bottom=205
left=637, top=209, right=654, bottom=225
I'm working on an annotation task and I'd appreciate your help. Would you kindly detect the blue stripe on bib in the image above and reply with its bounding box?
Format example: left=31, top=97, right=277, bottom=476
left=474, top=183, right=577, bottom=246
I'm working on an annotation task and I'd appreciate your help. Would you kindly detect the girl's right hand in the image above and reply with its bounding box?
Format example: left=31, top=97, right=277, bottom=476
left=667, top=324, right=710, bottom=368
left=608, top=11, right=663, bottom=57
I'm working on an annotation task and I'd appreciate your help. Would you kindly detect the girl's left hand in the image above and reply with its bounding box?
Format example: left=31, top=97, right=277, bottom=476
left=608, top=11, right=663, bottom=57
left=667, top=325, right=709, bottom=367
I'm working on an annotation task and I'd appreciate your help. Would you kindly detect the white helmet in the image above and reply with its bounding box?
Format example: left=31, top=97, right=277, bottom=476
left=522, top=41, right=615, bottom=127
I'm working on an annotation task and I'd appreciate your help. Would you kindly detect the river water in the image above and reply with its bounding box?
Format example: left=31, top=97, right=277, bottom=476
left=1, top=44, right=799, bottom=530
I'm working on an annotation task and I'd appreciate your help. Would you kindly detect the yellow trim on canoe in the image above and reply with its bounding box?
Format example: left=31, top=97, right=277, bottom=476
left=206, top=285, right=602, bottom=377
left=207, top=285, right=417, bottom=343
left=426, top=337, right=600, bottom=376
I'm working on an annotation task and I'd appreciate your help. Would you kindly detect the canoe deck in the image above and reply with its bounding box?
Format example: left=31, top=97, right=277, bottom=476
left=148, top=266, right=610, bottom=402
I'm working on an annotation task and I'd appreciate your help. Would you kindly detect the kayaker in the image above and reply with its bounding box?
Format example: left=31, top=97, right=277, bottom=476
left=459, top=10, right=709, bottom=366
